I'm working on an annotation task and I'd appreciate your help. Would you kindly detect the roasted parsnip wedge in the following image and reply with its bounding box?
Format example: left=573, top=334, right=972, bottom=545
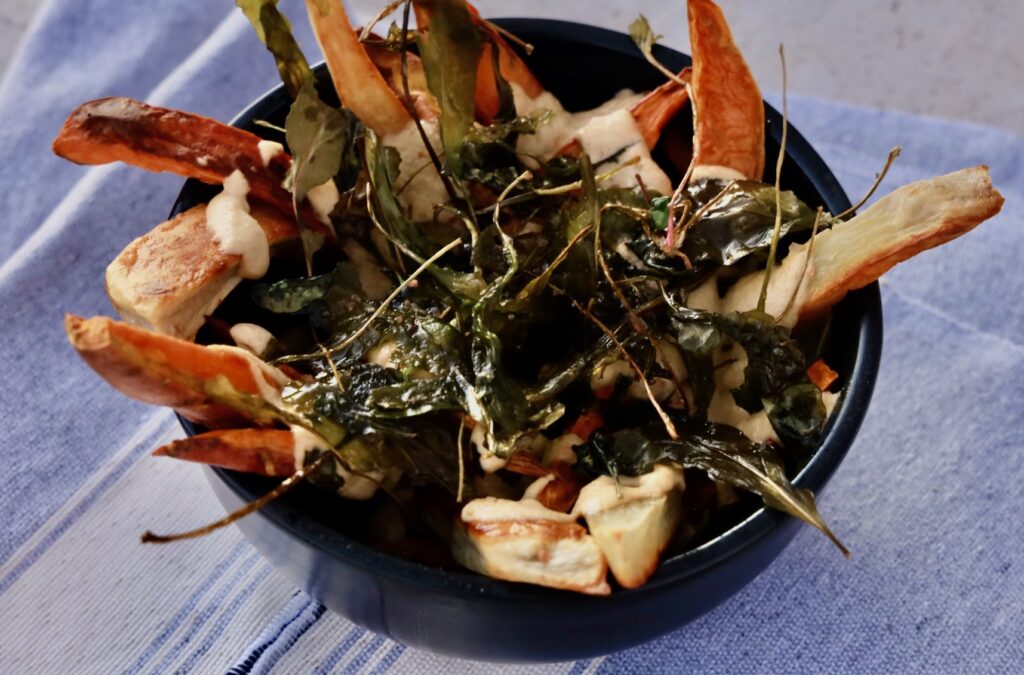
left=719, top=166, right=1005, bottom=324
left=454, top=498, right=611, bottom=595
left=65, top=315, right=288, bottom=428
left=574, top=465, right=685, bottom=589
left=106, top=202, right=299, bottom=340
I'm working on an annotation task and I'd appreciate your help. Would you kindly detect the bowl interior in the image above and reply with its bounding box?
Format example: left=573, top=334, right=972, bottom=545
left=174, top=19, right=882, bottom=600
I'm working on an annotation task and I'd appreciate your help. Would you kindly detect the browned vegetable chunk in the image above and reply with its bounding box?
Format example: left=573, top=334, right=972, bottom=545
left=106, top=202, right=299, bottom=340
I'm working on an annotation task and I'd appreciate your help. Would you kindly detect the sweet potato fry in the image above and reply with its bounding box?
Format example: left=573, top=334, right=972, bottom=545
left=65, top=315, right=290, bottom=428
left=363, top=42, right=440, bottom=120
left=305, top=0, right=411, bottom=136
left=52, top=97, right=293, bottom=211
left=630, top=73, right=691, bottom=150
left=106, top=202, right=300, bottom=340
left=414, top=1, right=544, bottom=124
left=807, top=359, right=839, bottom=391
left=688, top=0, right=764, bottom=180
left=155, top=428, right=298, bottom=476
left=720, top=166, right=1005, bottom=323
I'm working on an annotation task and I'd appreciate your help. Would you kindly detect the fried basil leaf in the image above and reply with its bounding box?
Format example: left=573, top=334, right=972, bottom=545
left=668, top=302, right=826, bottom=454
left=236, top=0, right=311, bottom=98
left=681, top=178, right=825, bottom=270
left=285, top=80, right=358, bottom=203
left=416, top=0, right=482, bottom=175
left=364, top=132, right=484, bottom=300
left=578, top=422, right=849, bottom=556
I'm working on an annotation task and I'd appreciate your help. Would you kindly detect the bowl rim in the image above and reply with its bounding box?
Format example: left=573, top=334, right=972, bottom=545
left=179, top=17, right=883, bottom=601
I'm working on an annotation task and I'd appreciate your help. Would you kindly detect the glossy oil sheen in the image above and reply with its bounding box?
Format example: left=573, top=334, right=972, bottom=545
left=174, top=19, right=883, bottom=662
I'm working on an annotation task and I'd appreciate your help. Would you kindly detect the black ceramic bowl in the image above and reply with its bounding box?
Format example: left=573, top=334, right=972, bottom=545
left=174, top=19, right=882, bottom=662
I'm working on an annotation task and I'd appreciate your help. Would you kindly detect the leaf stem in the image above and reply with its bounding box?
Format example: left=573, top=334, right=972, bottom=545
left=278, top=237, right=462, bottom=363
left=554, top=286, right=680, bottom=440
left=757, top=44, right=790, bottom=314
left=834, top=146, right=901, bottom=220
left=398, top=0, right=460, bottom=205
left=141, top=453, right=330, bottom=543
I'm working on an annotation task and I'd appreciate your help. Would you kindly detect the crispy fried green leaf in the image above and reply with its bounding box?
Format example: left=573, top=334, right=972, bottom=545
left=285, top=79, right=360, bottom=268
left=628, top=15, right=661, bottom=61
left=416, top=0, right=482, bottom=175
left=286, top=79, right=356, bottom=203
left=365, top=132, right=484, bottom=299
left=668, top=302, right=826, bottom=454
left=670, top=319, right=720, bottom=418
left=236, top=0, right=311, bottom=98
left=251, top=262, right=362, bottom=314
left=628, top=15, right=687, bottom=86
left=681, top=178, right=825, bottom=270
left=765, top=383, right=827, bottom=450
left=717, top=310, right=814, bottom=413
left=553, top=154, right=600, bottom=296
left=578, top=422, right=849, bottom=556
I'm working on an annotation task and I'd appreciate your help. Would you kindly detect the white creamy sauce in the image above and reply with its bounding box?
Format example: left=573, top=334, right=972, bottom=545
left=691, top=164, right=746, bottom=182
left=471, top=424, right=507, bottom=473
left=573, top=464, right=685, bottom=517
left=335, top=464, right=385, bottom=500
left=462, top=496, right=576, bottom=524
left=256, top=139, right=285, bottom=168
left=342, top=240, right=394, bottom=300
left=207, top=343, right=287, bottom=408
left=544, top=433, right=583, bottom=466
left=196, top=155, right=211, bottom=167
left=822, top=390, right=839, bottom=416
left=307, top=179, right=341, bottom=225
left=382, top=120, right=449, bottom=223
left=512, top=84, right=670, bottom=194
left=522, top=474, right=556, bottom=501
left=290, top=425, right=323, bottom=472
left=205, top=170, right=270, bottom=279
left=229, top=322, right=275, bottom=357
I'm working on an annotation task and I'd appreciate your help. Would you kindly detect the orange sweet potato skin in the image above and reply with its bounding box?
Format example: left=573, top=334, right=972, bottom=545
left=52, top=97, right=294, bottom=211
left=154, top=429, right=297, bottom=476
left=688, top=0, right=764, bottom=180
left=630, top=74, right=691, bottom=150
left=65, top=315, right=287, bottom=428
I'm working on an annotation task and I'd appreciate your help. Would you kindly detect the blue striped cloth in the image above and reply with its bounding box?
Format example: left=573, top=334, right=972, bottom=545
left=0, top=0, right=1021, bottom=672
